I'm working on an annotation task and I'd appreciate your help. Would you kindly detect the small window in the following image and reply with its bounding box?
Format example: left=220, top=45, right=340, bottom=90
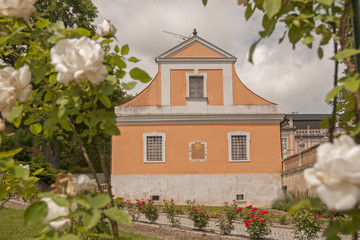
left=227, top=132, right=250, bottom=162
left=281, top=137, right=288, bottom=150
left=189, top=76, right=204, bottom=98
left=236, top=194, right=245, bottom=201
left=143, top=133, right=166, bottom=163
left=151, top=195, right=160, bottom=202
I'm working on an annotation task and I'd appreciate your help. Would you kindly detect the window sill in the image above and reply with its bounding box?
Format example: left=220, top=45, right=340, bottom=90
left=186, top=97, right=208, bottom=102
left=229, top=159, right=250, bottom=163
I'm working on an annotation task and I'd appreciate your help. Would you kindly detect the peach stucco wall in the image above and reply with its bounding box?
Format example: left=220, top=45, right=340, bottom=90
left=170, top=69, right=191, bottom=106
left=122, top=65, right=161, bottom=107
left=112, top=123, right=282, bottom=175
left=202, top=69, right=223, bottom=105
left=170, top=69, right=223, bottom=106
left=232, top=65, right=274, bottom=105
left=171, top=42, right=223, bottom=58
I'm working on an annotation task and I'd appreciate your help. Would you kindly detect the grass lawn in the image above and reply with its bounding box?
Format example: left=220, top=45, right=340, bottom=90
left=0, top=208, right=160, bottom=240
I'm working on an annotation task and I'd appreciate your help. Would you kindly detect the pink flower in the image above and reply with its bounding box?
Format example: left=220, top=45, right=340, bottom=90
left=249, top=219, right=253, bottom=222
left=259, top=218, right=263, bottom=222
left=193, top=208, right=197, bottom=211
left=251, top=207, right=257, bottom=211
left=313, top=211, right=317, bottom=213
left=198, top=211, right=201, bottom=214
left=250, top=214, right=255, bottom=217
left=245, top=221, right=250, bottom=227
left=103, top=189, right=108, bottom=193
left=246, top=205, right=253, bottom=209
left=236, top=208, right=242, bottom=213
left=320, top=215, right=323, bottom=218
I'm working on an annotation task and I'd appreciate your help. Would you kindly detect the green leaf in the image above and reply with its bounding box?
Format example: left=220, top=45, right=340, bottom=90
left=44, top=91, right=54, bottom=103
left=121, top=81, right=137, bottom=90
left=33, top=168, right=44, bottom=176
left=351, top=123, right=360, bottom=137
left=75, top=115, right=83, bottom=124
left=128, top=57, right=139, bottom=63
left=104, top=208, right=132, bottom=226
left=52, top=196, right=70, bottom=208
left=9, top=166, right=29, bottom=179
left=248, top=39, right=261, bottom=63
left=75, top=28, right=91, bottom=37
left=24, top=115, right=37, bottom=125
left=60, top=120, right=72, bottom=131
left=114, top=45, right=120, bottom=53
left=59, top=234, right=79, bottom=240
left=333, top=49, right=360, bottom=61
left=202, top=0, right=208, bottom=6
left=326, top=86, right=343, bottom=102
left=12, top=114, right=23, bottom=128
left=113, top=55, right=126, bottom=69
left=121, top=44, right=129, bottom=55
left=263, top=0, right=281, bottom=19
left=36, top=18, right=52, bottom=29
left=0, top=148, right=22, bottom=159
left=89, top=194, right=111, bottom=209
left=101, top=39, right=113, bottom=45
left=106, top=75, right=117, bottom=84
left=99, top=95, right=111, bottom=108
left=318, top=47, right=324, bottom=59
left=130, top=67, right=151, bottom=83
left=29, top=123, right=42, bottom=135
left=6, top=105, right=23, bottom=122
left=315, top=0, right=334, bottom=6
left=302, top=35, right=315, bottom=45
left=24, top=201, right=48, bottom=226
left=83, top=210, right=101, bottom=229
left=245, top=4, right=255, bottom=20
left=0, top=185, right=7, bottom=201
left=288, top=199, right=310, bottom=214
left=288, top=26, right=303, bottom=44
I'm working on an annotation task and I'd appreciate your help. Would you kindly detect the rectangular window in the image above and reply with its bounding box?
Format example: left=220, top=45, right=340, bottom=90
left=189, top=76, right=204, bottom=98
left=228, top=132, right=250, bottom=162
left=143, top=133, right=166, bottom=163
left=281, top=137, right=288, bottom=150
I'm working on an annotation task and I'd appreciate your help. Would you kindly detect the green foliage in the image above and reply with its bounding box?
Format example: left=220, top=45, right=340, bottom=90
left=292, top=208, right=322, bottom=240
left=278, top=214, right=288, bottom=225
left=242, top=206, right=272, bottom=239
left=124, top=200, right=143, bottom=221
left=141, top=200, right=159, bottom=224
left=216, top=200, right=239, bottom=235
left=162, top=199, right=180, bottom=227
left=186, top=200, right=210, bottom=231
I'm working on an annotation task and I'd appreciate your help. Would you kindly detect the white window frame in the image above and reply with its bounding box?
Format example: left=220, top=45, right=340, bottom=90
left=186, top=70, right=207, bottom=99
left=143, top=132, right=166, bottom=163
left=281, top=137, right=288, bottom=150
left=227, top=132, right=250, bottom=162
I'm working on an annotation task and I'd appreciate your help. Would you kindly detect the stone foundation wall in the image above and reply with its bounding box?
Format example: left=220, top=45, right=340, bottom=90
left=111, top=173, right=282, bottom=207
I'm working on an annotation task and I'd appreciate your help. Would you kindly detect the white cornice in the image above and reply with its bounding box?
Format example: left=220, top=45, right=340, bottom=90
left=155, top=36, right=237, bottom=63
left=116, top=113, right=285, bottom=125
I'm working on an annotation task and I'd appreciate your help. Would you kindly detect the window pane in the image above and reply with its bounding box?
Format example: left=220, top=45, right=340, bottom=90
left=189, top=76, right=203, bottom=97
left=231, top=135, right=247, bottom=160
left=147, top=136, right=162, bottom=161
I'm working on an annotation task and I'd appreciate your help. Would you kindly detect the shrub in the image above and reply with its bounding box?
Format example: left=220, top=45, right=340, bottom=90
left=216, top=200, right=239, bottom=235
left=162, top=199, right=180, bottom=226
left=278, top=215, right=288, bottom=225
left=124, top=200, right=143, bottom=221
left=142, top=199, right=159, bottom=223
left=188, top=207, right=210, bottom=231
left=292, top=208, right=322, bottom=240
left=243, top=207, right=272, bottom=239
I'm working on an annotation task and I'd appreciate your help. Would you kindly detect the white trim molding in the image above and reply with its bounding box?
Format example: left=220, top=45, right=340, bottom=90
left=143, top=132, right=166, bottom=163
left=186, top=70, right=207, bottom=98
left=227, top=131, right=251, bottom=162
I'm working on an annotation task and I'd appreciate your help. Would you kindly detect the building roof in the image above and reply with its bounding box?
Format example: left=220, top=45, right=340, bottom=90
left=284, top=114, right=331, bottom=129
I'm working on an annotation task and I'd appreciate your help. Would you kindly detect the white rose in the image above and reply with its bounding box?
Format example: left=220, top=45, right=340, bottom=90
left=50, top=37, right=108, bottom=85
left=0, top=0, right=36, bottom=22
left=304, top=135, right=360, bottom=211
left=0, top=65, right=32, bottom=118
left=41, top=197, right=70, bottom=230
left=72, top=174, right=97, bottom=194
left=99, top=19, right=117, bottom=36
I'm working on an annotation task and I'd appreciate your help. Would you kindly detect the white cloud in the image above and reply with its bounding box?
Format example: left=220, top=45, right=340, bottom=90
left=92, top=0, right=338, bottom=113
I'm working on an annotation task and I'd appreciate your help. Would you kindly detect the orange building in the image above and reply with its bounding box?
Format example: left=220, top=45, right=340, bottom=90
left=112, top=33, right=285, bottom=206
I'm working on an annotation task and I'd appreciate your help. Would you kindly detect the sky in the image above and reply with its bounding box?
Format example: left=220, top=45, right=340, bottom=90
left=91, top=0, right=337, bottom=114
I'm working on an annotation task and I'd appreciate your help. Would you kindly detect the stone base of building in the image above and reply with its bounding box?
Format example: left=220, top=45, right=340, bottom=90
left=111, top=173, right=282, bottom=207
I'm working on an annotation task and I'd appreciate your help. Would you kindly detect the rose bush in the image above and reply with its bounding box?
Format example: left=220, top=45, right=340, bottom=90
left=304, top=134, right=360, bottom=211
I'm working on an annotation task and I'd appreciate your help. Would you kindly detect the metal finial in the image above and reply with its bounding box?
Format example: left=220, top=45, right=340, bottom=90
left=193, top=28, right=197, bottom=36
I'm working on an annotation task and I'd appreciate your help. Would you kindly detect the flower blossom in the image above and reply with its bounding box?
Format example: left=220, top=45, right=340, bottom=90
left=0, top=65, right=32, bottom=118
left=50, top=37, right=108, bottom=85
left=0, top=118, right=4, bottom=132
left=99, top=19, right=117, bottom=36
left=304, top=135, right=360, bottom=211
left=0, top=0, right=36, bottom=22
